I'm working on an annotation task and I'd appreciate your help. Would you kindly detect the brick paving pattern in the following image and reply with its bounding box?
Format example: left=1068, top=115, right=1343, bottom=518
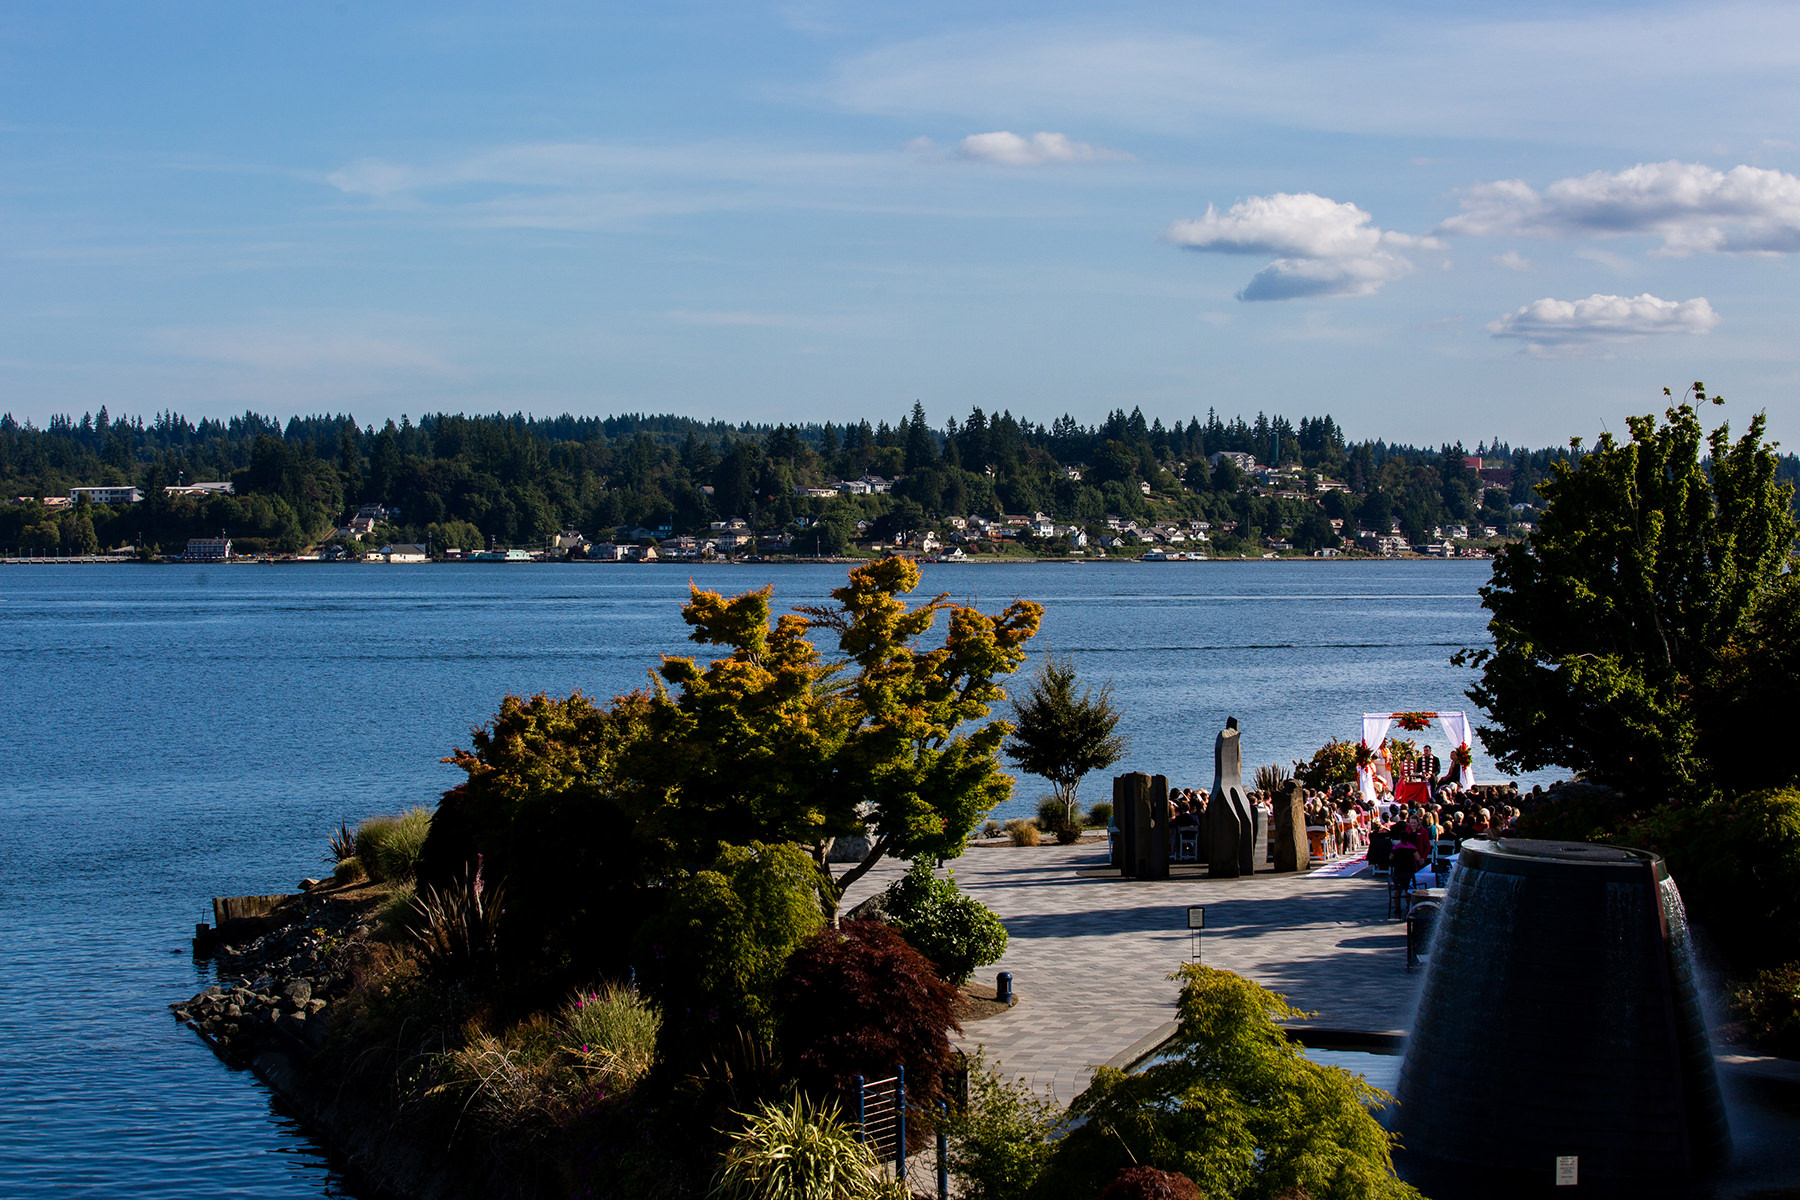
left=841, top=839, right=1423, bottom=1105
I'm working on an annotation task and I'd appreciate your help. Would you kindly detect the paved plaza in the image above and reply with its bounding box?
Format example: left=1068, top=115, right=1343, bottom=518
left=840, top=839, right=1424, bottom=1104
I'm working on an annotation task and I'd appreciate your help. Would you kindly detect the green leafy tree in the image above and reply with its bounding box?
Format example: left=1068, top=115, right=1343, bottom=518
left=1045, top=965, right=1420, bottom=1200
left=1005, top=655, right=1128, bottom=828
left=1459, top=387, right=1796, bottom=799
left=635, top=841, right=824, bottom=1044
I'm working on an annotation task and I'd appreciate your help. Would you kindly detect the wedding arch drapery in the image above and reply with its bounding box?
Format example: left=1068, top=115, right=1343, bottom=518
left=1357, top=711, right=1474, bottom=804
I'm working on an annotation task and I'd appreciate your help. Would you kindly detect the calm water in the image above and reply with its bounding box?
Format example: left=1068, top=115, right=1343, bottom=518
left=0, top=559, right=1525, bottom=1197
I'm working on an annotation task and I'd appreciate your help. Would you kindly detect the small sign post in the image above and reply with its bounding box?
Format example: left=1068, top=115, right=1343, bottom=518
left=1555, top=1156, right=1578, bottom=1187
left=1187, top=906, right=1206, bottom=962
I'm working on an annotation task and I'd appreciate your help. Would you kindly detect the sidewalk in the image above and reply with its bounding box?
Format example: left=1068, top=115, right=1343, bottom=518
left=840, top=841, right=1422, bottom=1104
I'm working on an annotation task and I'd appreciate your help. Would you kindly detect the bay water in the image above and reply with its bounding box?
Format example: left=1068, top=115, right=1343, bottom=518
left=0, top=559, right=1528, bottom=1197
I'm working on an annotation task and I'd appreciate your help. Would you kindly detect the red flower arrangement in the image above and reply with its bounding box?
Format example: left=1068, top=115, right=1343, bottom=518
left=1450, top=743, right=1473, bottom=770
left=1392, top=711, right=1433, bottom=732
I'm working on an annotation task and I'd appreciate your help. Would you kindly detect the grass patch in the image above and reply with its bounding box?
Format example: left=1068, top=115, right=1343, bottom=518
left=353, top=807, right=432, bottom=883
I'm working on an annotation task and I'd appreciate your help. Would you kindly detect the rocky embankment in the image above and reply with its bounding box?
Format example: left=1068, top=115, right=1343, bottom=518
left=173, top=886, right=372, bottom=1057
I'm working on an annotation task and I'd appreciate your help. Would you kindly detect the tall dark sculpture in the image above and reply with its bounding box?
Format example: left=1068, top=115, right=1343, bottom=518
left=1395, top=839, right=1730, bottom=1195
left=1114, top=772, right=1170, bottom=879
left=1207, top=718, right=1252, bottom=878
left=1271, top=779, right=1308, bottom=872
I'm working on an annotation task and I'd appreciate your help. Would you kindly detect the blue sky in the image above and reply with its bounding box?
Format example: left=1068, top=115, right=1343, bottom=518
left=4, top=1, right=1798, bottom=445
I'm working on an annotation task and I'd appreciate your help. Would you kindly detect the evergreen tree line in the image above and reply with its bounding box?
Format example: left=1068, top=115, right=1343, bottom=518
left=3, top=402, right=1793, bottom=557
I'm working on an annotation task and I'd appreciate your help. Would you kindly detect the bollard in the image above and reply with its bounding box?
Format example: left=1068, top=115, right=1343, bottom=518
left=995, top=971, right=1014, bottom=1006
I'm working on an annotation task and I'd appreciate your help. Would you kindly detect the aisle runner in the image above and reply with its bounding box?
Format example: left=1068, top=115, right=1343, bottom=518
left=1307, top=853, right=1368, bottom=879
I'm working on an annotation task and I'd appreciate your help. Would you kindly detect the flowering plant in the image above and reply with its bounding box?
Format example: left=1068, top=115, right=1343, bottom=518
left=1354, top=740, right=1376, bottom=770
left=1450, top=743, right=1473, bottom=770
left=1392, top=711, right=1433, bottom=732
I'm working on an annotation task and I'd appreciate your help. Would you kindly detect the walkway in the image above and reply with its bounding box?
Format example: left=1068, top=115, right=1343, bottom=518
left=841, top=840, right=1422, bottom=1105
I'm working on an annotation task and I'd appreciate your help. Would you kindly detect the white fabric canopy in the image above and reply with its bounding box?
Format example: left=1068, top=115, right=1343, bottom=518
left=1356, top=711, right=1474, bottom=803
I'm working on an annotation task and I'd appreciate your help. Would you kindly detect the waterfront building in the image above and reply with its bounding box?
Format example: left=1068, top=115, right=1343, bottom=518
left=184, top=535, right=231, bottom=561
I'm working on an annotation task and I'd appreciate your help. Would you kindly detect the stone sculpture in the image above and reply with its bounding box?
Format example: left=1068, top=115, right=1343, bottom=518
left=1272, top=779, right=1309, bottom=872
left=1115, top=771, right=1170, bottom=879
left=1207, top=717, right=1253, bottom=878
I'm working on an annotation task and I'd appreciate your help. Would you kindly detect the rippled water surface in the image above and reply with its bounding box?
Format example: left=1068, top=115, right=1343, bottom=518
left=0, top=559, right=1526, bottom=1197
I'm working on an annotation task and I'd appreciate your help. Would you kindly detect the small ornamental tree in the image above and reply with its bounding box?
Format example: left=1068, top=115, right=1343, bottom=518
left=1005, top=656, right=1128, bottom=830
left=774, top=920, right=961, bottom=1114
left=418, top=561, right=1042, bottom=988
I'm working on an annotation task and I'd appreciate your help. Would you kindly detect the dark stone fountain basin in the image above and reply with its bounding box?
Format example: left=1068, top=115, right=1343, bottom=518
left=1393, top=838, right=1730, bottom=1198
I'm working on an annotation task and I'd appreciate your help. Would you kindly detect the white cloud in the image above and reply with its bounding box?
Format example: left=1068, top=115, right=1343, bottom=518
left=955, top=131, right=1125, bottom=166
left=1439, top=161, right=1800, bottom=255
left=1494, top=250, right=1532, bottom=271
left=1165, top=193, right=1438, bottom=301
left=1487, top=293, right=1719, bottom=348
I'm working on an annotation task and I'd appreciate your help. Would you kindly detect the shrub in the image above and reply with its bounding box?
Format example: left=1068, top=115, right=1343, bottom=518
left=1043, top=965, right=1420, bottom=1200
left=775, top=921, right=961, bottom=1117
left=376, top=880, right=417, bottom=937
left=710, top=1094, right=902, bottom=1200
left=333, top=856, right=367, bottom=886
left=562, top=983, right=661, bottom=1091
left=1731, top=962, right=1800, bottom=1058
left=1293, top=740, right=1359, bottom=791
left=1252, top=763, right=1292, bottom=795
left=1086, top=801, right=1113, bottom=828
left=876, top=862, right=1009, bottom=985
left=425, top=1015, right=585, bottom=1144
left=410, top=867, right=504, bottom=980
left=944, top=1049, right=1061, bottom=1200
left=1004, top=819, right=1041, bottom=847
left=326, top=822, right=357, bottom=866
left=636, top=842, right=824, bottom=1046
left=1099, top=1167, right=1203, bottom=1200
left=354, top=807, right=433, bottom=883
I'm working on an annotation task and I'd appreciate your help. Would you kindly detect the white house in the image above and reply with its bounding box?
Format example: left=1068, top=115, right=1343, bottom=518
left=70, top=486, right=142, bottom=505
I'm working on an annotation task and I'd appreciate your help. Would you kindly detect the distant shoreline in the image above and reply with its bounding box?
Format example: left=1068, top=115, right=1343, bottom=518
left=1, top=552, right=1496, bottom=567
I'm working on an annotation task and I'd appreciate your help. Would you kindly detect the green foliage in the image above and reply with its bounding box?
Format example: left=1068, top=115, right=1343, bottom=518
left=1526, top=788, right=1800, bottom=976
left=1042, top=965, right=1419, bottom=1200
left=1293, top=739, right=1359, bottom=790
left=408, top=868, right=504, bottom=980
left=561, top=984, right=662, bottom=1090
left=1252, top=763, right=1291, bottom=794
left=1462, top=390, right=1797, bottom=800
left=876, top=861, right=1009, bottom=985
left=636, top=842, right=825, bottom=1044
left=774, top=920, right=962, bottom=1114
left=416, top=563, right=1039, bottom=994
left=1086, top=801, right=1114, bottom=828
left=709, top=1094, right=902, bottom=1200
left=944, top=1049, right=1062, bottom=1200
left=1006, top=656, right=1128, bottom=828
left=1731, top=963, right=1800, bottom=1058
left=1036, top=795, right=1082, bottom=842
left=353, top=808, right=433, bottom=882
